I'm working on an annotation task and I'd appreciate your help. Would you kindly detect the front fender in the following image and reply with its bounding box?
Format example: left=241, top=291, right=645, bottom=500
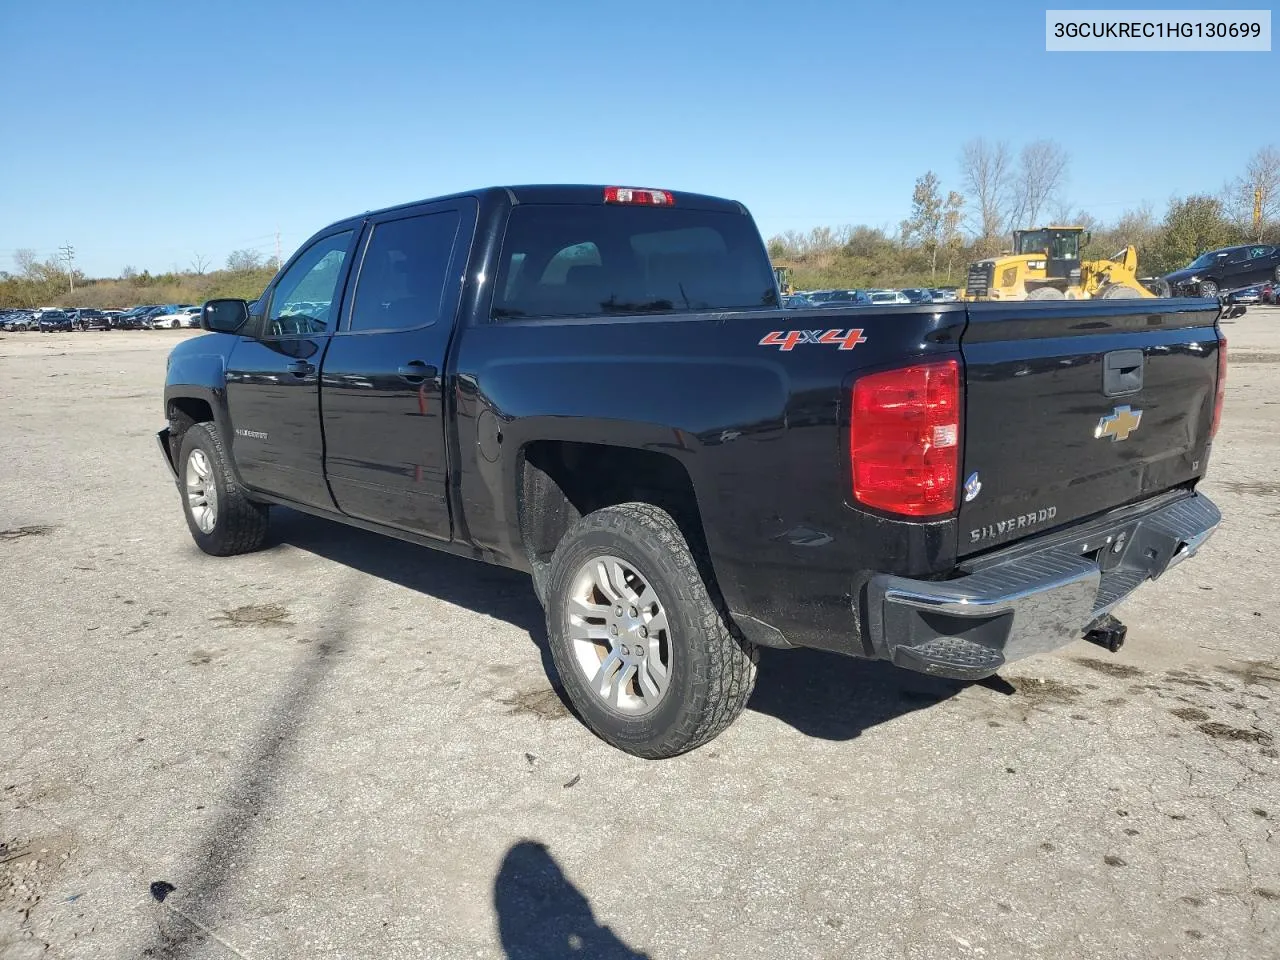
left=162, top=336, right=242, bottom=485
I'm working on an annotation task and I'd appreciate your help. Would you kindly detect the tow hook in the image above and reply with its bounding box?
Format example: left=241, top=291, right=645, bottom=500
left=1084, top=613, right=1128, bottom=653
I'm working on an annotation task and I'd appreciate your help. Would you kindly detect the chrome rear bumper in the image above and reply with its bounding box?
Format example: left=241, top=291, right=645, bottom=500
left=864, top=492, right=1221, bottom=679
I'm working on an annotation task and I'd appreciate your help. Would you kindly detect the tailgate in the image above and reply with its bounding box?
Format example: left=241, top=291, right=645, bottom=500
left=958, top=299, right=1222, bottom=557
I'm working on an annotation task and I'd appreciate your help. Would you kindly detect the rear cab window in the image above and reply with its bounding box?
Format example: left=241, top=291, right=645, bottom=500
left=491, top=205, right=777, bottom=320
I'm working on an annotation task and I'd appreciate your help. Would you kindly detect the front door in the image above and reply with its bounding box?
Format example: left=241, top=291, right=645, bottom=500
left=224, top=228, right=358, bottom=508
left=320, top=202, right=473, bottom=539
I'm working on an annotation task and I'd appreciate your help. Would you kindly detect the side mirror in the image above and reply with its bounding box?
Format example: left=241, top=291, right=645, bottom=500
left=201, top=299, right=249, bottom=333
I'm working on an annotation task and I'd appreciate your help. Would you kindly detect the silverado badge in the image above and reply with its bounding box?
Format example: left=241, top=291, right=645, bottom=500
left=1095, top=405, right=1142, bottom=443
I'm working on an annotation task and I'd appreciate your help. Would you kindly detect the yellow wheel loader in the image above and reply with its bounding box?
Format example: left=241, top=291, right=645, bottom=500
left=962, top=227, right=1168, bottom=302
left=773, top=265, right=794, bottom=297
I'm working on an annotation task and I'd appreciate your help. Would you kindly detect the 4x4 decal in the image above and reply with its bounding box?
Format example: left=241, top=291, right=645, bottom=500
left=758, top=328, right=868, bottom=352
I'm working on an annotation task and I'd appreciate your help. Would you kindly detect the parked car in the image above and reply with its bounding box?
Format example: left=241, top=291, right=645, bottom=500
left=808, top=289, right=867, bottom=305
left=900, top=288, right=933, bottom=303
left=152, top=306, right=200, bottom=329
left=930, top=288, right=959, bottom=301
left=1162, top=243, right=1280, bottom=298
left=1226, top=285, right=1263, bottom=305
left=1260, top=281, right=1276, bottom=305
left=37, top=311, right=74, bottom=332
left=867, top=290, right=911, bottom=305
left=813, top=291, right=870, bottom=307
left=112, top=307, right=153, bottom=329
left=1, top=311, right=35, bottom=331
left=71, top=309, right=111, bottom=331
left=157, top=183, right=1224, bottom=758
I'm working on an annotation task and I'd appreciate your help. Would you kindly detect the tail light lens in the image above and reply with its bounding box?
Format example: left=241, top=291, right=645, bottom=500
left=850, top=359, right=961, bottom=517
left=1210, top=336, right=1227, bottom=439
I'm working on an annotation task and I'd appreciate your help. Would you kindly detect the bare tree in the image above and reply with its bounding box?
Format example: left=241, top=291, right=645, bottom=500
left=190, top=253, right=211, bottom=275
left=226, top=249, right=265, bottom=272
left=13, top=248, right=39, bottom=279
left=1223, top=145, right=1280, bottom=239
left=960, top=138, right=1013, bottom=255
left=1009, top=140, right=1070, bottom=229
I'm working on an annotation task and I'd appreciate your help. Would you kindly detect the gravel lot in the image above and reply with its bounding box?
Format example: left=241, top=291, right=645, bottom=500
left=2, top=311, right=1278, bottom=960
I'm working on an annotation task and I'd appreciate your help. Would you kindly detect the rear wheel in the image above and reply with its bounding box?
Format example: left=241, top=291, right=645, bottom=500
left=544, top=502, right=757, bottom=759
left=1026, top=287, right=1065, bottom=300
left=1198, top=279, right=1220, bottom=298
left=1097, top=283, right=1144, bottom=299
left=178, top=422, right=269, bottom=556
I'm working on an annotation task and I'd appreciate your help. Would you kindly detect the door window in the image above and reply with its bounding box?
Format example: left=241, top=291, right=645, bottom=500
left=347, top=211, right=461, bottom=332
left=265, top=231, right=354, bottom=337
left=1248, top=246, right=1274, bottom=260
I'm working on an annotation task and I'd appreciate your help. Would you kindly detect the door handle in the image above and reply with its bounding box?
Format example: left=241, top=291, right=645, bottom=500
left=286, top=360, right=315, bottom=377
left=398, top=361, right=438, bottom=383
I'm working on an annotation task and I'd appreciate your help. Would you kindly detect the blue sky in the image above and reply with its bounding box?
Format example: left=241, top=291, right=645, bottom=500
left=0, top=0, right=1273, bottom=277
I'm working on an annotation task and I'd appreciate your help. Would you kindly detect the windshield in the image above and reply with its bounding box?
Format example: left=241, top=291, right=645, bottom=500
left=1016, top=230, right=1080, bottom=260
left=1015, top=231, right=1050, bottom=255
left=1189, top=249, right=1228, bottom=269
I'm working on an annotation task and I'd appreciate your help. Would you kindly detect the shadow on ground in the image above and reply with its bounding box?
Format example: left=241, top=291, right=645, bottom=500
left=140, top=575, right=360, bottom=959
left=270, top=508, right=977, bottom=742
left=494, top=841, right=651, bottom=960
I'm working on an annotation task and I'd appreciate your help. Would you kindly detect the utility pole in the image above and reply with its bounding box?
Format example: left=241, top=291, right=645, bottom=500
left=1255, top=187, right=1263, bottom=240
left=58, top=243, right=76, bottom=292
left=275, top=228, right=281, bottom=270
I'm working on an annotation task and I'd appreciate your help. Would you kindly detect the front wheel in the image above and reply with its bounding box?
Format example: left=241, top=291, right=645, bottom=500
left=544, top=503, right=757, bottom=759
left=1026, top=286, right=1065, bottom=300
left=178, top=422, right=269, bottom=556
left=1097, top=283, right=1144, bottom=299
left=1198, top=279, right=1220, bottom=298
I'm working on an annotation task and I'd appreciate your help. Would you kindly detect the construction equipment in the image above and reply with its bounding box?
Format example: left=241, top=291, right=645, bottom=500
left=773, top=265, right=794, bottom=296
left=963, top=226, right=1165, bottom=301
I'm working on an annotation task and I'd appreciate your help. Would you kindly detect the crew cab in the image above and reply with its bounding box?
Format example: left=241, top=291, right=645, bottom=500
left=157, top=185, right=1226, bottom=758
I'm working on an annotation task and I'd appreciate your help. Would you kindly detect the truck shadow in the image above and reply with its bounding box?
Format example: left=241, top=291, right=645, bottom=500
left=269, top=508, right=978, bottom=742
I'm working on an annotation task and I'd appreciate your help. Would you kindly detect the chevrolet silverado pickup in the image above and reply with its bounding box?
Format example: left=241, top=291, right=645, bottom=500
left=157, top=184, right=1226, bottom=758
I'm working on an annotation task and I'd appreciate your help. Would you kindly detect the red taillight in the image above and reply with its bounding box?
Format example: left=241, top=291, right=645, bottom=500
left=1210, top=336, right=1227, bottom=439
left=604, top=186, right=675, bottom=206
left=850, top=359, right=961, bottom=517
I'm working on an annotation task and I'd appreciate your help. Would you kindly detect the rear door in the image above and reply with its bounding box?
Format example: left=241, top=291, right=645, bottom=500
left=1242, top=245, right=1277, bottom=286
left=224, top=227, right=358, bottom=509
left=319, top=200, right=475, bottom=540
left=957, top=299, right=1221, bottom=556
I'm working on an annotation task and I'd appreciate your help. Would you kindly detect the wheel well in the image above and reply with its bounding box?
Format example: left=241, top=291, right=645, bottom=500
left=518, top=440, right=708, bottom=580
left=166, top=396, right=214, bottom=459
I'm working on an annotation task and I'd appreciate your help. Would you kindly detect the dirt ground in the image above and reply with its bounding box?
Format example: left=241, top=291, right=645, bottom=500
left=1, top=311, right=1277, bottom=960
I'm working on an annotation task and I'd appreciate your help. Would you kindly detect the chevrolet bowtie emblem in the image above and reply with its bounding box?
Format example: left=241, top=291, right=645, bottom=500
left=1095, top=405, right=1143, bottom=442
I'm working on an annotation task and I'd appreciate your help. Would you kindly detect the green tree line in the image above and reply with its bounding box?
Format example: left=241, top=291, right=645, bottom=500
left=769, top=141, right=1279, bottom=291
left=4, top=142, right=1278, bottom=307
left=0, top=249, right=280, bottom=310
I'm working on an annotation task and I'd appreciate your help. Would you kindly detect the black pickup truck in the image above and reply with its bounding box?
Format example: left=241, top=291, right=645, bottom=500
left=157, top=184, right=1226, bottom=758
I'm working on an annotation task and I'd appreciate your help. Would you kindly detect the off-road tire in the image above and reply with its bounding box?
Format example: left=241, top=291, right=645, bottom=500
left=544, top=502, right=757, bottom=759
left=178, top=422, right=269, bottom=556
left=1097, top=283, right=1144, bottom=299
left=1026, top=287, right=1065, bottom=300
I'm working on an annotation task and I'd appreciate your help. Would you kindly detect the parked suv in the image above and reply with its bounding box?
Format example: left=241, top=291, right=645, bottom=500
left=1162, top=243, right=1280, bottom=298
